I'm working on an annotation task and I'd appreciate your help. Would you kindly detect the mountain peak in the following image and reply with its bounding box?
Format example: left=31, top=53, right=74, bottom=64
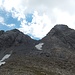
left=53, top=24, right=69, bottom=31
left=0, top=29, right=37, bottom=50
left=0, top=25, right=75, bottom=75
left=45, top=24, right=70, bottom=37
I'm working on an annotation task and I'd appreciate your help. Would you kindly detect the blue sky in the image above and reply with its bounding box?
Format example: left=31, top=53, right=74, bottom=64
left=0, top=0, right=75, bottom=39
left=0, top=8, right=20, bottom=30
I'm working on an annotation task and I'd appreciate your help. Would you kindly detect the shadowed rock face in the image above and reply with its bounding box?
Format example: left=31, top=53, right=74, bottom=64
left=42, top=24, right=75, bottom=49
left=41, top=24, right=75, bottom=59
left=0, top=25, right=75, bottom=75
left=0, top=29, right=38, bottom=61
left=0, top=29, right=37, bottom=50
left=0, top=30, right=4, bottom=36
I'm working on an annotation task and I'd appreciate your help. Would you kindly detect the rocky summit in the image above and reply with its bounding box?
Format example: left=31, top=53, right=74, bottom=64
left=0, top=24, right=75, bottom=75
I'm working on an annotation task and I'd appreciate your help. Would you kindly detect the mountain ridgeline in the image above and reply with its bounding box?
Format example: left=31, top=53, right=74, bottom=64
left=0, top=24, right=75, bottom=75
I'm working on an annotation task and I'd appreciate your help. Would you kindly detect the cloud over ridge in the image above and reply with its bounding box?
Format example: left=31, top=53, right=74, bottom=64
left=0, top=0, right=75, bottom=39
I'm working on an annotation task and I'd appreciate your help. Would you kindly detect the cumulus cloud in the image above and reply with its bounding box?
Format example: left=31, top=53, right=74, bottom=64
left=0, top=16, right=4, bottom=24
left=19, top=11, right=53, bottom=39
left=0, top=0, right=75, bottom=39
left=53, top=8, right=75, bottom=29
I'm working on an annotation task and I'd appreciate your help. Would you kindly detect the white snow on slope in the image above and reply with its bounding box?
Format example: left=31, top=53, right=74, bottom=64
left=0, top=54, right=11, bottom=66
left=1, top=54, right=11, bottom=62
left=35, top=43, right=44, bottom=50
left=0, top=61, right=5, bottom=66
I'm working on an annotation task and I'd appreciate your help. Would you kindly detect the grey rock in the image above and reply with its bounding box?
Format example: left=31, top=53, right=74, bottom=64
left=0, top=25, right=75, bottom=75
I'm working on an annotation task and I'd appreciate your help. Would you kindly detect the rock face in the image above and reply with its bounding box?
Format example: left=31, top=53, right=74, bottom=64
left=0, top=29, right=37, bottom=49
left=42, top=24, right=75, bottom=48
left=42, top=24, right=75, bottom=51
left=41, top=24, right=75, bottom=62
left=0, top=29, right=38, bottom=61
left=40, top=24, right=75, bottom=75
left=0, top=25, right=75, bottom=75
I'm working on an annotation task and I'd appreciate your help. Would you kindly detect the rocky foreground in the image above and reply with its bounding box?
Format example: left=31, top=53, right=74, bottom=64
left=0, top=24, right=75, bottom=75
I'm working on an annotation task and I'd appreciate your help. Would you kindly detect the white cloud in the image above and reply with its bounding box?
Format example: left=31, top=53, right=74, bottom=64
left=0, top=16, right=15, bottom=28
left=5, top=24, right=15, bottom=28
left=0, top=0, right=75, bottom=39
left=0, top=16, right=4, bottom=24
left=0, top=0, right=2, bottom=6
left=19, top=11, right=53, bottom=39
left=53, top=8, right=75, bottom=29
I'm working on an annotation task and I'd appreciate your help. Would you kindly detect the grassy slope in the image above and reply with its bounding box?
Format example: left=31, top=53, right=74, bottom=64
left=0, top=53, right=75, bottom=75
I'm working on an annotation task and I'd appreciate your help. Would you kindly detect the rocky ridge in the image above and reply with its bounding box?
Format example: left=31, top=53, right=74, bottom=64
left=0, top=24, right=75, bottom=75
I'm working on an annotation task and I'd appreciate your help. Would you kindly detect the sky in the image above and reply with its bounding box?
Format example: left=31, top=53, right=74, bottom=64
left=0, top=0, right=75, bottom=40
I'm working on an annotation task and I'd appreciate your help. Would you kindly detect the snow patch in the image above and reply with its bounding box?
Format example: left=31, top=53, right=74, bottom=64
left=0, top=61, right=5, bottom=66
left=0, top=54, right=11, bottom=66
left=1, top=54, right=11, bottom=62
left=35, top=43, right=44, bottom=50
